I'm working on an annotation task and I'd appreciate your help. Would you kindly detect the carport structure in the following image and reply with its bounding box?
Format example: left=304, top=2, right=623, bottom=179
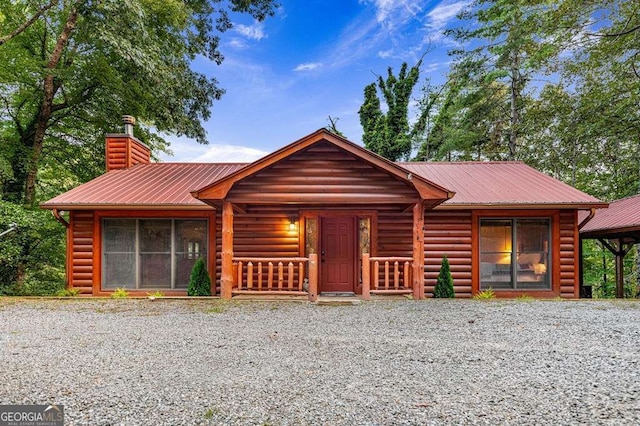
left=580, top=194, right=640, bottom=298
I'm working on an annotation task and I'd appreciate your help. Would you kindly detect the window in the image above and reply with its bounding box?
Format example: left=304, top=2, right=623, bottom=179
left=103, top=219, right=207, bottom=290
left=480, top=218, right=550, bottom=290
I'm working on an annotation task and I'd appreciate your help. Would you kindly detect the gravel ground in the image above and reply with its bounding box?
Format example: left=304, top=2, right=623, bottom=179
left=0, top=298, right=639, bottom=425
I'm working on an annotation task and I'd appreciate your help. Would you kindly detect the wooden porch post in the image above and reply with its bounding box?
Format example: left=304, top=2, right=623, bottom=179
left=221, top=201, right=234, bottom=300
left=308, top=253, right=318, bottom=302
left=615, top=238, right=624, bottom=299
left=412, top=202, right=425, bottom=300
left=362, top=253, right=370, bottom=301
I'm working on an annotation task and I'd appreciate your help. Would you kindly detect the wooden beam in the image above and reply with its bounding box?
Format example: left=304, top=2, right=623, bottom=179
left=362, top=253, right=370, bottom=301
left=615, top=238, right=624, bottom=299
left=308, top=253, right=318, bottom=302
left=221, top=201, right=234, bottom=300
left=412, top=202, right=425, bottom=299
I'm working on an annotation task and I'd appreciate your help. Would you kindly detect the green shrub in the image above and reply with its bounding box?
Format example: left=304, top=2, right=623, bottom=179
left=111, top=288, right=129, bottom=298
left=187, top=258, right=211, bottom=296
left=146, top=291, right=164, bottom=298
left=433, top=255, right=455, bottom=298
left=473, top=288, right=496, bottom=300
left=55, top=288, right=81, bottom=297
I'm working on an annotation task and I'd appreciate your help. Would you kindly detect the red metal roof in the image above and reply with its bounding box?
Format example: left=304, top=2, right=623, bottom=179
left=41, top=163, right=246, bottom=209
left=43, top=160, right=604, bottom=210
left=399, top=161, right=605, bottom=208
left=580, top=194, right=640, bottom=235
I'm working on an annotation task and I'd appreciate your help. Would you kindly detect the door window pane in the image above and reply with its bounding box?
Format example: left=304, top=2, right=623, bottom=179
left=175, top=220, right=207, bottom=289
left=103, top=220, right=136, bottom=288
left=480, top=220, right=513, bottom=290
left=516, top=219, right=550, bottom=289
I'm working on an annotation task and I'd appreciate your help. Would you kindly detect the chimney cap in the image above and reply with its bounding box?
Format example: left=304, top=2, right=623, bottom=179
left=122, top=115, right=136, bottom=126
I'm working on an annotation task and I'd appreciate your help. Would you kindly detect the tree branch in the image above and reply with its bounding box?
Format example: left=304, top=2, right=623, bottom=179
left=0, top=0, right=59, bottom=46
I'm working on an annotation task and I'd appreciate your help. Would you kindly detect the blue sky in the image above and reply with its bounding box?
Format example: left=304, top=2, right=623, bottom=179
left=160, top=0, right=469, bottom=162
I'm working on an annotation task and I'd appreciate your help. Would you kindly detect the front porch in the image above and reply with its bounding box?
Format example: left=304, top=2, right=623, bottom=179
left=191, top=132, right=452, bottom=301
left=230, top=252, right=416, bottom=302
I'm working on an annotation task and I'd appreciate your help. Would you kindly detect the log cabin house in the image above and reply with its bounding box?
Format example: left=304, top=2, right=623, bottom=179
left=41, top=119, right=607, bottom=299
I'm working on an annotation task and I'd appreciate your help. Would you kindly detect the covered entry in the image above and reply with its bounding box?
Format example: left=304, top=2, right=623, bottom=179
left=191, top=129, right=453, bottom=300
left=580, top=194, right=640, bottom=298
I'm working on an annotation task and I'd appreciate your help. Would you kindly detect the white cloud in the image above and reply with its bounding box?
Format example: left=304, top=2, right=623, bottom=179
left=422, top=0, right=469, bottom=44
left=158, top=134, right=269, bottom=163
left=191, top=144, right=268, bottom=163
left=426, top=0, right=468, bottom=30
left=235, top=22, right=266, bottom=40
left=294, top=62, right=322, bottom=72
left=360, top=0, right=423, bottom=26
left=228, top=38, right=248, bottom=49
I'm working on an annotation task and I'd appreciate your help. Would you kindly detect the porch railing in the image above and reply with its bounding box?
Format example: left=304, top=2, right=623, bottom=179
left=362, top=254, right=413, bottom=300
left=232, top=254, right=318, bottom=301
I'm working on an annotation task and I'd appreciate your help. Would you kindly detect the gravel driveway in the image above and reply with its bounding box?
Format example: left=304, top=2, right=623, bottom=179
left=1, top=298, right=639, bottom=425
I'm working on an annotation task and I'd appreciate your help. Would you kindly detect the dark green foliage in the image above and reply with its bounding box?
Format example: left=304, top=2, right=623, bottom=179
left=434, top=255, right=455, bottom=298
left=0, top=201, right=65, bottom=295
left=358, top=61, right=424, bottom=161
left=187, top=258, right=212, bottom=296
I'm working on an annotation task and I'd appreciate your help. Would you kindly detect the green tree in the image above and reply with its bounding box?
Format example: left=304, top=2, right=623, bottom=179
left=434, top=255, right=455, bottom=298
left=187, top=258, right=212, bottom=296
left=0, top=201, right=65, bottom=294
left=358, top=60, right=429, bottom=161
left=444, top=0, right=561, bottom=160
left=0, top=0, right=278, bottom=206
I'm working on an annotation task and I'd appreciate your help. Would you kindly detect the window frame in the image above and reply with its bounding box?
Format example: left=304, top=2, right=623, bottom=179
left=479, top=217, right=552, bottom=291
left=102, top=218, right=209, bottom=290
left=472, top=210, right=561, bottom=296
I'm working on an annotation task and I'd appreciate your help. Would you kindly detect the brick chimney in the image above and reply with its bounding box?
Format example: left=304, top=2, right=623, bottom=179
left=105, top=115, right=151, bottom=172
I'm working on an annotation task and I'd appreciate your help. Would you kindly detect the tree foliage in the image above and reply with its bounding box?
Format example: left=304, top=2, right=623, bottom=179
left=359, top=60, right=431, bottom=161
left=0, top=0, right=278, bottom=206
left=187, top=257, right=212, bottom=296
left=0, top=201, right=65, bottom=295
left=434, top=255, right=455, bottom=298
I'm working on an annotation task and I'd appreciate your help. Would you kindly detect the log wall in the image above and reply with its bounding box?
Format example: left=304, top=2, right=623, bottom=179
left=226, top=142, right=420, bottom=204
left=424, top=210, right=473, bottom=298
left=68, top=211, right=95, bottom=295
left=559, top=210, right=578, bottom=298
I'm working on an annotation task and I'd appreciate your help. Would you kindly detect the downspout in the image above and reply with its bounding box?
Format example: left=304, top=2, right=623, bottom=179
left=52, top=209, right=69, bottom=228
left=578, top=208, right=596, bottom=230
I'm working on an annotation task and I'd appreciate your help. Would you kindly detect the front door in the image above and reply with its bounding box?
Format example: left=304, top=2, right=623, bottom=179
left=320, top=216, right=357, bottom=293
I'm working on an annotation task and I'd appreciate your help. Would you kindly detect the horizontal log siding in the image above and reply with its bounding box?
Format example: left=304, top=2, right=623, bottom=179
left=559, top=210, right=578, bottom=298
left=215, top=208, right=301, bottom=290
left=105, top=136, right=150, bottom=171
left=129, top=140, right=150, bottom=166
left=424, top=210, right=473, bottom=298
left=377, top=209, right=413, bottom=286
left=69, top=211, right=94, bottom=294
left=226, top=142, right=420, bottom=204
left=106, top=138, right=127, bottom=171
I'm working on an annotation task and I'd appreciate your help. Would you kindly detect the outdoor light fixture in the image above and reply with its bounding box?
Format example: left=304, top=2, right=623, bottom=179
left=289, top=217, right=297, bottom=232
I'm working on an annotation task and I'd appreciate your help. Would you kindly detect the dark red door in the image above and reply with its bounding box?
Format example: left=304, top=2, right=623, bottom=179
left=320, top=216, right=356, bottom=293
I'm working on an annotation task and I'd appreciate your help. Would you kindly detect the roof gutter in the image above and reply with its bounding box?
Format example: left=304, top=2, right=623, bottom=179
left=52, top=209, right=69, bottom=228
left=578, top=207, right=596, bottom=231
